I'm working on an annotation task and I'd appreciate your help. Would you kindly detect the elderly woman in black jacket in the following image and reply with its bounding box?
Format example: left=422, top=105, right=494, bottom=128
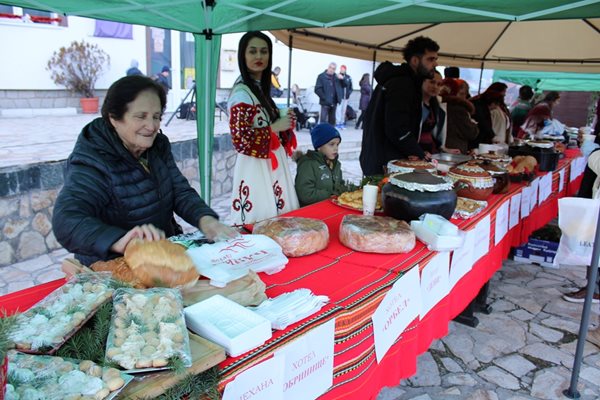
left=53, top=75, right=237, bottom=266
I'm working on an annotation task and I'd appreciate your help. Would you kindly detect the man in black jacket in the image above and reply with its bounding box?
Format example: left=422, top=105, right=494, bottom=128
left=315, top=62, right=344, bottom=125
left=359, top=36, right=439, bottom=176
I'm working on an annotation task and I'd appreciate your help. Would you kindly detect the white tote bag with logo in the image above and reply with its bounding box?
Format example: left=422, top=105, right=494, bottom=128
left=555, top=197, right=600, bottom=266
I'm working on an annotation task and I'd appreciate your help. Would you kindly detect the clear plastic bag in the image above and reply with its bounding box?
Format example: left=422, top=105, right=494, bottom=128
left=555, top=197, right=600, bottom=266
left=339, top=215, right=416, bottom=253
left=105, top=288, right=192, bottom=372
left=9, top=272, right=115, bottom=354
left=6, top=351, right=133, bottom=400
left=253, top=217, right=330, bottom=257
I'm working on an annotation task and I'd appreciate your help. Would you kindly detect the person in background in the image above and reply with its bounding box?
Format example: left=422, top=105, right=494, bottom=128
left=510, top=85, right=534, bottom=137
left=594, top=96, right=600, bottom=136
left=359, top=36, right=439, bottom=176
left=126, top=59, right=143, bottom=77
left=228, top=31, right=299, bottom=225
left=442, top=78, right=479, bottom=155
left=469, top=82, right=508, bottom=149
left=52, top=75, right=236, bottom=266
left=562, top=148, right=600, bottom=347
left=335, top=65, right=353, bottom=129
left=444, top=66, right=460, bottom=79
left=419, top=70, right=446, bottom=155
left=270, top=66, right=284, bottom=97
left=295, top=123, right=344, bottom=206
left=155, top=65, right=171, bottom=95
left=519, top=91, right=563, bottom=139
left=355, top=73, right=372, bottom=129
left=315, top=62, right=343, bottom=125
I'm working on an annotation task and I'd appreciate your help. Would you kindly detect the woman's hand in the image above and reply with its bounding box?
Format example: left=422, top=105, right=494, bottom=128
left=199, top=215, right=239, bottom=242
left=110, top=224, right=165, bottom=254
left=271, top=114, right=292, bottom=132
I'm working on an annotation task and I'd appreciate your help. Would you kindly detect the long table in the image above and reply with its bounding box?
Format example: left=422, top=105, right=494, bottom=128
left=0, top=156, right=586, bottom=400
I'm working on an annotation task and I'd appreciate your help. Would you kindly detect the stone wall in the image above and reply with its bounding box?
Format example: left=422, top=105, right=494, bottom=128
left=0, top=135, right=236, bottom=267
left=0, top=89, right=107, bottom=111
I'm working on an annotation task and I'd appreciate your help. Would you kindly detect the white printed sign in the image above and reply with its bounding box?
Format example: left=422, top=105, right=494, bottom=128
left=277, top=319, right=335, bottom=400
left=450, top=229, right=475, bottom=289
left=521, top=186, right=531, bottom=218
left=570, top=157, right=585, bottom=181
left=472, top=215, right=491, bottom=263
left=223, top=355, right=285, bottom=400
left=509, top=193, right=521, bottom=230
left=539, top=173, right=552, bottom=204
left=372, top=266, right=421, bottom=363
left=494, top=201, right=509, bottom=245
left=420, top=252, right=450, bottom=318
left=530, top=178, right=540, bottom=212
left=559, top=168, right=566, bottom=193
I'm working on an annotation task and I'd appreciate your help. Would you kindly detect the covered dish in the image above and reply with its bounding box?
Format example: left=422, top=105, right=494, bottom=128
left=472, top=160, right=510, bottom=194
left=447, top=162, right=494, bottom=201
left=381, top=170, right=457, bottom=221
left=475, top=151, right=512, bottom=167
left=431, top=153, right=472, bottom=173
left=386, top=159, right=437, bottom=174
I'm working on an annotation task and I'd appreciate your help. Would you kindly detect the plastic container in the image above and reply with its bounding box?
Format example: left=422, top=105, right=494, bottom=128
left=184, top=295, right=272, bottom=357
left=411, top=219, right=465, bottom=251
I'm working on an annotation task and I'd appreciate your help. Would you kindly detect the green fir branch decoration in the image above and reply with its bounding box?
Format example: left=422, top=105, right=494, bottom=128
left=166, top=355, right=186, bottom=375
left=0, top=311, right=17, bottom=363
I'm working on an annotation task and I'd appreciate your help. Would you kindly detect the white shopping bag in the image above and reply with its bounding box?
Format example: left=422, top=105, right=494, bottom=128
left=186, top=235, right=289, bottom=287
left=555, top=197, right=600, bottom=266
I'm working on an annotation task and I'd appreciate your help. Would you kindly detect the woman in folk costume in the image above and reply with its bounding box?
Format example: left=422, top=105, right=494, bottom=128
left=228, top=31, right=299, bottom=224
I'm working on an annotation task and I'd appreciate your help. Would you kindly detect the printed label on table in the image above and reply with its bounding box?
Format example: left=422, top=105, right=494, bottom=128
left=521, top=186, right=531, bottom=218
left=570, top=157, right=585, bottom=181
left=473, top=215, right=491, bottom=263
left=529, top=178, right=540, bottom=212
left=494, top=200, right=509, bottom=246
left=420, top=251, right=450, bottom=318
left=223, top=355, right=285, bottom=400
left=559, top=168, right=566, bottom=193
left=539, top=173, right=552, bottom=204
left=450, top=228, right=475, bottom=289
left=276, top=319, right=335, bottom=400
left=372, top=266, right=421, bottom=363
left=509, top=193, right=521, bottom=230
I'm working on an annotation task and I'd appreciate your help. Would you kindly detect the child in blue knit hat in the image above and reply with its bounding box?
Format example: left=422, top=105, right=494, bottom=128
left=294, top=123, right=344, bottom=206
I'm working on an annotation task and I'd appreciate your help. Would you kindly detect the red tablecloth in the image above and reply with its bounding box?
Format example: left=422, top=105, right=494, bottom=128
left=0, top=157, right=583, bottom=400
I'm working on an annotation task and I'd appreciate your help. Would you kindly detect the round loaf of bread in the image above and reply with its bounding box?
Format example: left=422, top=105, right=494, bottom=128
left=124, top=239, right=199, bottom=288
left=339, top=215, right=416, bottom=253
left=253, top=217, right=329, bottom=257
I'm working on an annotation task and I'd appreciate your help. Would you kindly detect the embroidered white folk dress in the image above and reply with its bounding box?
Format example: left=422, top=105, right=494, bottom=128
left=228, top=82, right=299, bottom=225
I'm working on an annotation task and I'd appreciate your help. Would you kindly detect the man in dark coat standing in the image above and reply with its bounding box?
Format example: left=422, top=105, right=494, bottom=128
left=315, top=62, right=344, bottom=125
left=359, top=36, right=439, bottom=176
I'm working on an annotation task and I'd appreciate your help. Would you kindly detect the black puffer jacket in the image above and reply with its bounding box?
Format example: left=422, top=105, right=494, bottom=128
left=359, top=62, right=424, bottom=176
left=53, top=118, right=218, bottom=266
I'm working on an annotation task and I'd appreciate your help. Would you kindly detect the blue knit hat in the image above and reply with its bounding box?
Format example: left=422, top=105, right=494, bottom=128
left=311, top=123, right=341, bottom=149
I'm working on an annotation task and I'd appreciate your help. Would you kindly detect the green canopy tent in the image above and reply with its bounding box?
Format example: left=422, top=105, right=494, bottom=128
left=493, top=69, right=600, bottom=91
left=2, top=0, right=600, bottom=201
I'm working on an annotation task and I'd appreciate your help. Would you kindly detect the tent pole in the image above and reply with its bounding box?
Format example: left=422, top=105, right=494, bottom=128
left=371, top=50, right=377, bottom=87
left=564, top=208, right=600, bottom=399
left=286, top=34, right=293, bottom=108
left=477, top=62, right=485, bottom=94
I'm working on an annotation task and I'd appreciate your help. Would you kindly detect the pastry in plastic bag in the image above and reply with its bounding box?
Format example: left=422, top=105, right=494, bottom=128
left=124, top=239, right=199, bottom=288
left=253, top=217, right=329, bottom=257
left=339, top=214, right=416, bottom=253
left=105, top=288, right=192, bottom=371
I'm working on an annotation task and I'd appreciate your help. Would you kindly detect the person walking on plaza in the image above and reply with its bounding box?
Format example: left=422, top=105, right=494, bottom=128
left=126, top=59, right=144, bottom=77
left=335, top=65, right=353, bottom=129
left=359, top=36, right=439, bottom=176
left=228, top=31, right=299, bottom=225
left=355, top=73, right=372, bottom=129
left=270, top=66, right=284, bottom=97
left=315, top=62, right=343, bottom=125
left=294, top=123, right=344, bottom=206
left=154, top=65, right=171, bottom=95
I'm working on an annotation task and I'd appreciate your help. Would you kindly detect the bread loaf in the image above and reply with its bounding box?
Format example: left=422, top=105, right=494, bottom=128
left=339, top=215, right=416, bottom=253
left=124, top=239, right=199, bottom=288
left=253, top=217, right=329, bottom=257
left=90, top=257, right=145, bottom=288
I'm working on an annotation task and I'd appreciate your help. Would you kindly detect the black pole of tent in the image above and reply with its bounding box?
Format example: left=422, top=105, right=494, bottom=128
left=477, top=61, right=485, bottom=94
left=564, top=210, right=600, bottom=399
left=286, top=35, right=293, bottom=108
left=371, top=50, right=377, bottom=89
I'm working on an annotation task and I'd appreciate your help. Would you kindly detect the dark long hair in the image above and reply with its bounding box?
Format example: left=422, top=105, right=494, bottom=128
left=359, top=73, right=370, bottom=86
left=237, top=31, right=279, bottom=122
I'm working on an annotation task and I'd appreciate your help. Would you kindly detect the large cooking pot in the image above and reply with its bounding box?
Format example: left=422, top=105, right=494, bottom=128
left=381, top=171, right=457, bottom=222
left=447, top=162, right=494, bottom=201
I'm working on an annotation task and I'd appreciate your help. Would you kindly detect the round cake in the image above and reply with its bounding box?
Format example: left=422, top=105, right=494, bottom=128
left=253, top=217, right=329, bottom=257
left=339, top=214, right=415, bottom=253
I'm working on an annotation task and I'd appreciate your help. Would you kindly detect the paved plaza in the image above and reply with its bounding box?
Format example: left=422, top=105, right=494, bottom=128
left=0, top=113, right=599, bottom=399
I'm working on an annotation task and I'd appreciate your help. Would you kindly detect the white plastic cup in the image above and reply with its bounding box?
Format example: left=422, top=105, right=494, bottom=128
left=362, top=184, right=379, bottom=216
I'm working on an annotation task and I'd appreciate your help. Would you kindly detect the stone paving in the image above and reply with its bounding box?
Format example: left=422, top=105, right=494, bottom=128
left=1, top=114, right=600, bottom=399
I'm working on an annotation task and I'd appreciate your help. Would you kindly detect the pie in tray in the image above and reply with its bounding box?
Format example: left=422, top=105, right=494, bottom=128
left=335, top=188, right=382, bottom=211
